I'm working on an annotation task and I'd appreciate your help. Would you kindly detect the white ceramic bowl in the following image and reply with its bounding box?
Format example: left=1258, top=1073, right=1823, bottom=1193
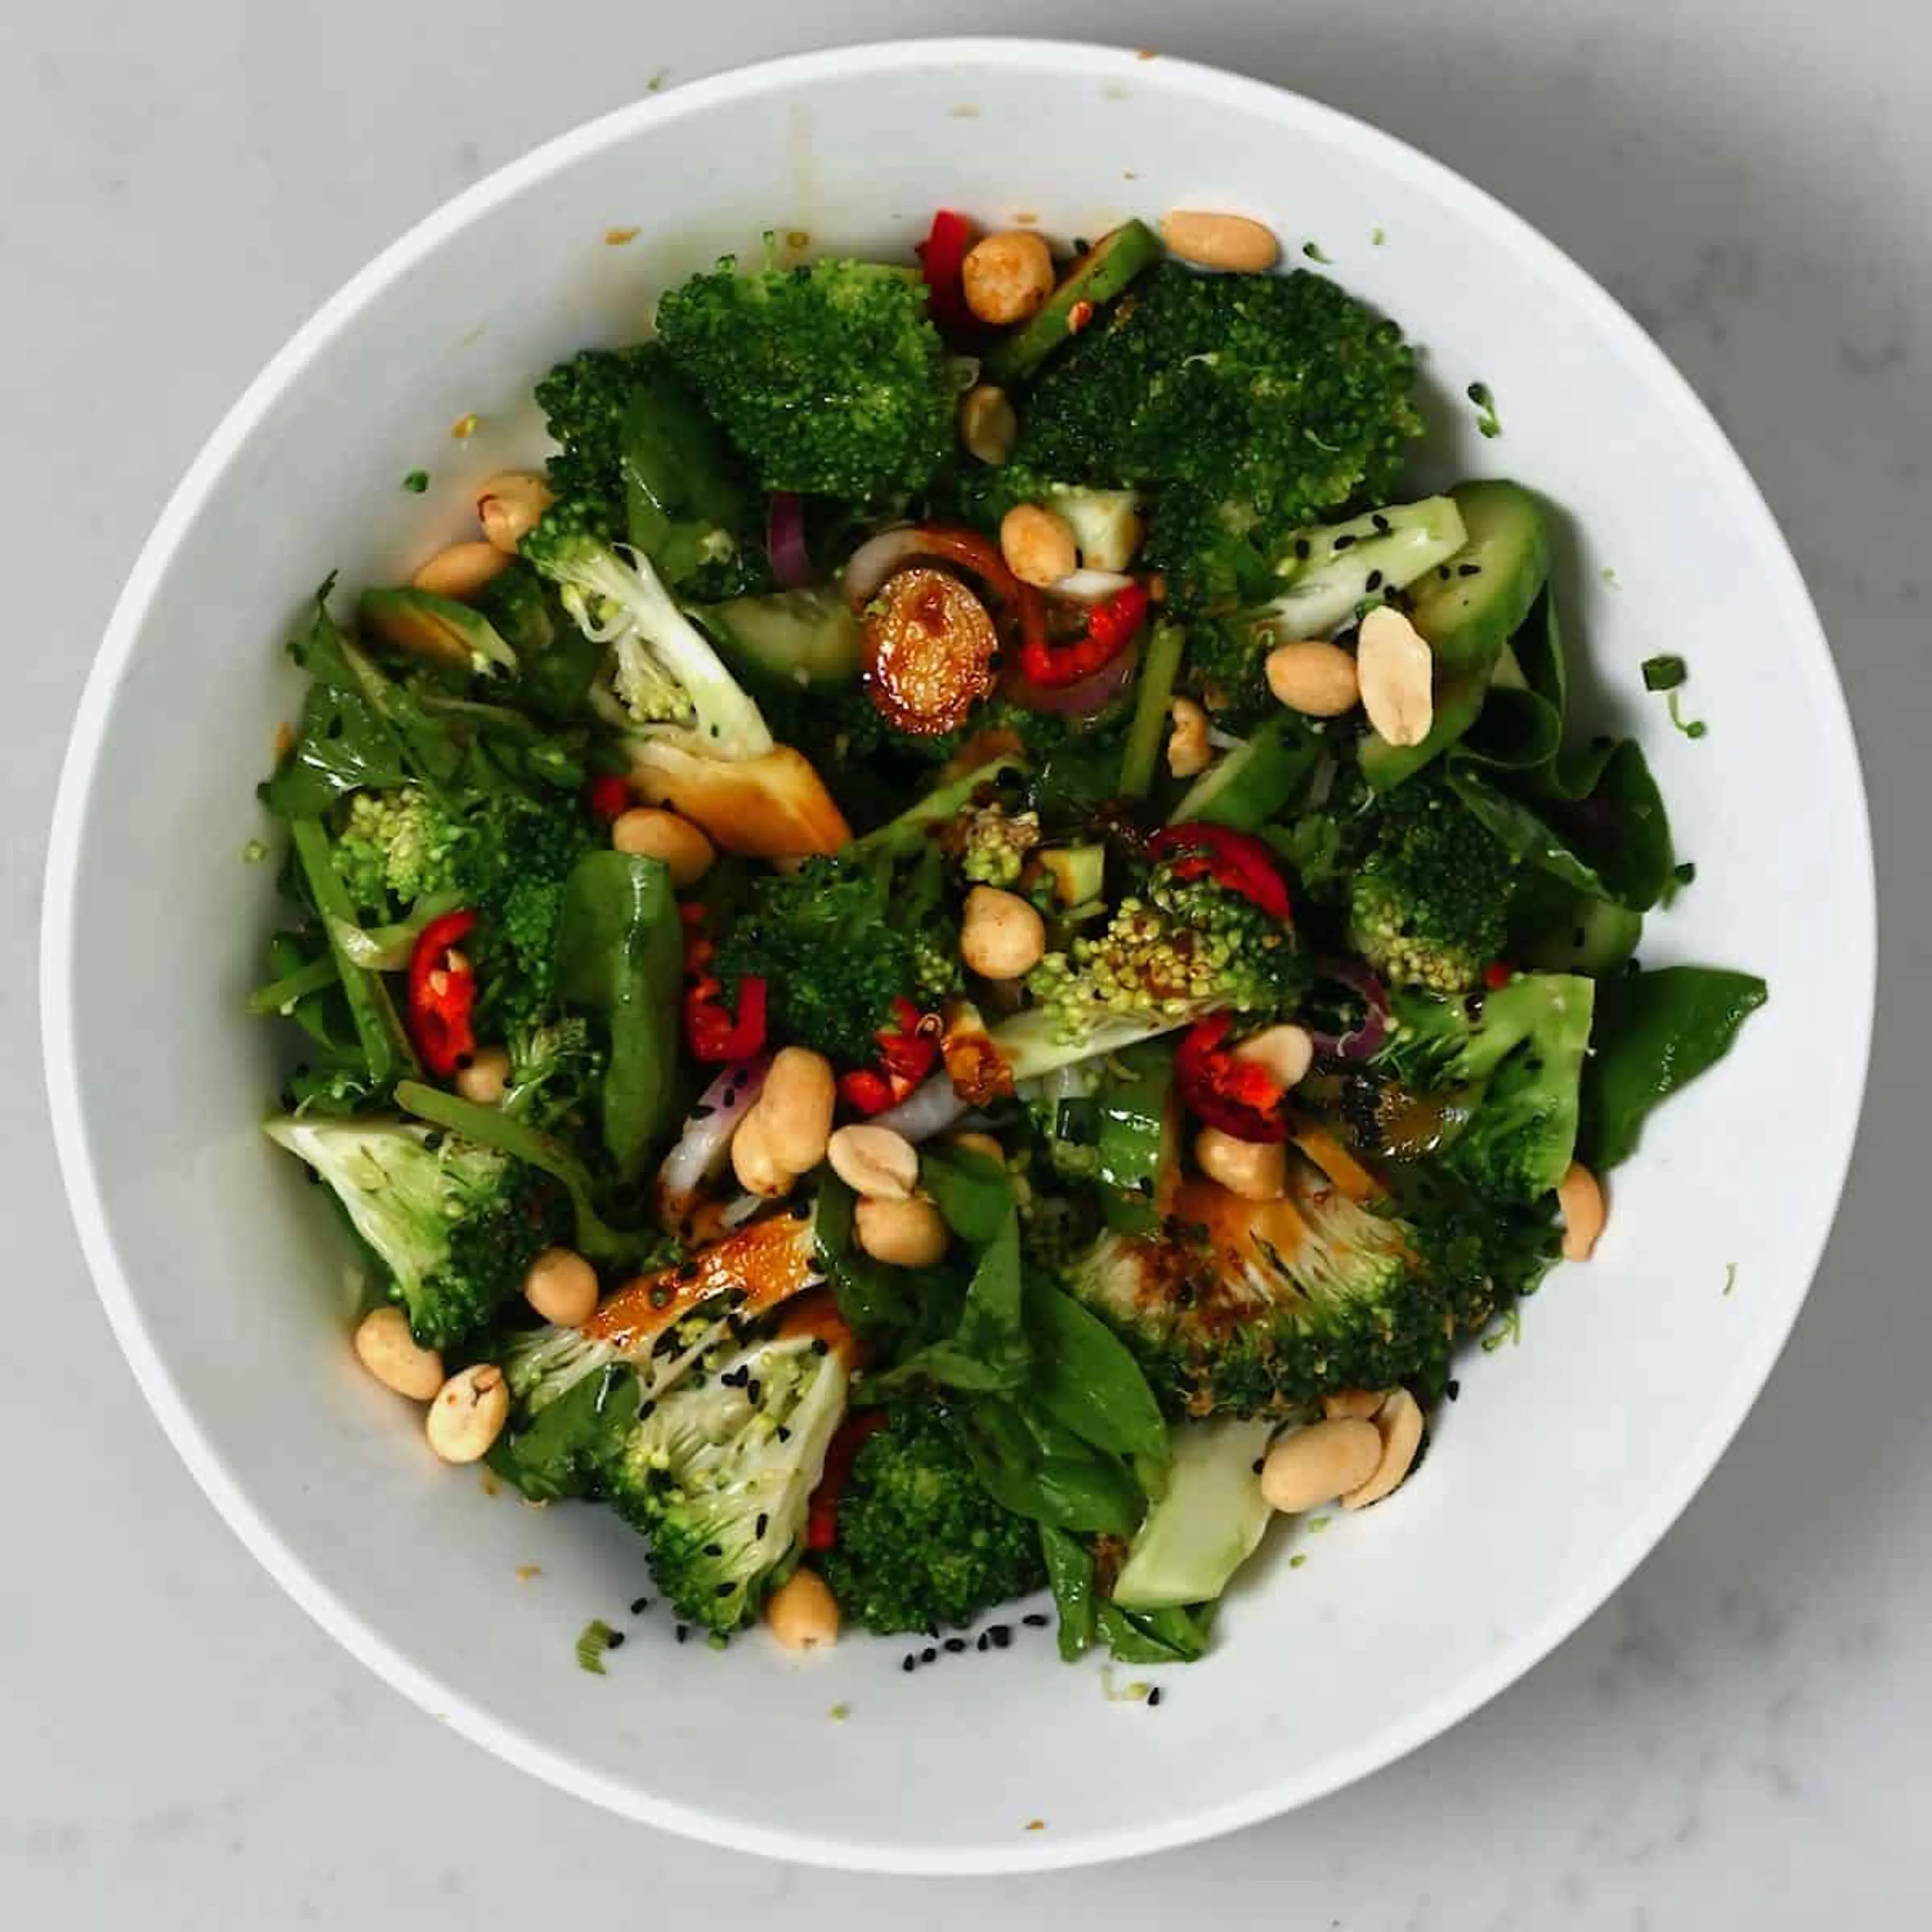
left=43, top=39, right=1872, bottom=1874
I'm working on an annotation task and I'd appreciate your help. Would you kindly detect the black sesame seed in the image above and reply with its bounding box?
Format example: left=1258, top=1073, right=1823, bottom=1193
left=703, top=1542, right=723, bottom=1558
left=746, top=1380, right=762, bottom=1405
left=989, top=1625, right=1012, bottom=1649
left=811, top=1337, right=829, bottom=1356
left=1251, top=1458, right=1265, bottom=1474
left=1446, top=1378, right=1462, bottom=1401
left=678, top=1260, right=700, bottom=1282
left=944, top=1637, right=967, bottom=1653
left=1147, top=1685, right=1163, bottom=1707
left=1437, top=564, right=1453, bottom=580
left=630, top=1596, right=651, bottom=1615
left=902, top=1654, right=917, bottom=1673
left=1458, top=562, right=1482, bottom=577
left=689, top=1103, right=713, bottom=1119
left=1022, top=1613, right=1049, bottom=1628
left=790, top=1199, right=811, bottom=1220
left=1372, top=512, right=1391, bottom=533
left=715, top=1582, right=734, bottom=1598
left=976, top=1633, right=990, bottom=1652
left=777, top=1425, right=791, bottom=1443
left=755, top=1513, right=768, bottom=1539
left=921, top=1647, right=937, bottom=1663
left=1365, top=569, right=1384, bottom=592
left=1333, top=533, right=1356, bottom=551
left=1294, top=537, right=1312, bottom=560
left=675, top=1623, right=690, bottom=1643
left=422, top=1132, right=444, bottom=1152
left=605, top=1630, right=626, bottom=1650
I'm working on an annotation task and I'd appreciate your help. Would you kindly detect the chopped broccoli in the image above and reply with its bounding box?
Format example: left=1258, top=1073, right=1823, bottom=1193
left=1375, top=974, right=1596, bottom=1204
left=818, top=1403, right=1045, bottom=1633
left=1065, top=1155, right=1454, bottom=1419
left=1348, top=774, right=1518, bottom=995
left=521, top=500, right=774, bottom=758
left=608, top=1324, right=852, bottom=1634
left=656, top=257, right=955, bottom=497
left=501, top=1015, right=604, bottom=1131
left=956, top=802, right=1041, bottom=887
left=264, top=1117, right=560, bottom=1350
left=533, top=344, right=661, bottom=541
left=463, top=792, right=596, bottom=1034
left=1008, top=263, right=1423, bottom=611
left=331, top=787, right=469, bottom=915
left=1023, top=861, right=1303, bottom=1049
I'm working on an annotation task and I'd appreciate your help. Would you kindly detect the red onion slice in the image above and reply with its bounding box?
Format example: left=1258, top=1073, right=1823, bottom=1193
left=1008, top=637, right=1140, bottom=718
left=657, top=1056, right=772, bottom=1218
left=766, top=492, right=814, bottom=590
left=874, top=1072, right=969, bottom=1143
left=1307, top=957, right=1391, bottom=1062
left=1049, top=567, right=1136, bottom=605
left=843, top=526, right=939, bottom=607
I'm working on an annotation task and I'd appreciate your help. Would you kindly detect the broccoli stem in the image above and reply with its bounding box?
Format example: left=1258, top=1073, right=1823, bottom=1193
left=288, top=818, right=416, bottom=1087
left=1117, top=620, right=1186, bottom=800
left=246, top=952, right=338, bottom=1016
left=847, top=753, right=1028, bottom=863
left=394, top=1080, right=656, bottom=1266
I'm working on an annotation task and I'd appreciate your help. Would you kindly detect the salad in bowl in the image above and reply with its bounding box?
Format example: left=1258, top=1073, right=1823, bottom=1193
left=249, top=204, right=1765, bottom=1669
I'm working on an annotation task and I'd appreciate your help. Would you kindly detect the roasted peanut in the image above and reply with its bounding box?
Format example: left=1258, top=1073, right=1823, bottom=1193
left=611, top=807, right=715, bottom=887
left=1195, top=1127, right=1287, bottom=1202
left=1266, top=640, right=1361, bottom=717
left=999, top=503, right=1079, bottom=588
left=1320, top=1388, right=1388, bottom=1423
left=476, top=471, right=553, bottom=552
left=731, top=1110, right=792, bottom=1198
left=1341, top=1389, right=1425, bottom=1509
left=1260, top=1418, right=1383, bottom=1514
left=765, top=1568, right=840, bottom=1650
left=453, top=1045, right=511, bottom=1106
left=959, top=383, right=1018, bottom=465
left=961, top=230, right=1056, bottom=326
left=757, top=1047, right=837, bottom=1175
left=827, top=1124, right=919, bottom=1202
left=426, top=1363, right=509, bottom=1463
left=412, top=540, right=511, bottom=600
left=1357, top=606, right=1434, bottom=747
left=1233, top=1023, right=1314, bottom=1092
left=1167, top=696, right=1212, bottom=777
left=353, top=1307, right=445, bottom=1401
left=1558, top=1161, right=1606, bottom=1261
left=960, top=886, right=1045, bottom=980
left=854, top=1194, right=949, bottom=1269
left=1160, top=209, right=1282, bottom=272
left=524, top=1247, right=600, bottom=1328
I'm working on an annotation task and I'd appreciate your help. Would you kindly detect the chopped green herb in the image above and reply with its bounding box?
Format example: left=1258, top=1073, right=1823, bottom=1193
left=401, top=469, right=429, bottom=494
left=1466, top=382, right=1502, bottom=438
left=1642, top=655, right=1688, bottom=692
left=576, top=1618, right=618, bottom=1674
left=1673, top=861, right=1697, bottom=889
left=1481, top=1304, right=1524, bottom=1352
left=1306, top=1513, right=1332, bottom=1535
left=1301, top=240, right=1332, bottom=263
left=242, top=838, right=269, bottom=864
left=1371, top=226, right=1387, bottom=247
left=647, top=65, right=670, bottom=92
left=829, top=1703, right=851, bottom=1722
left=1289, top=1552, right=1308, bottom=1569
left=1723, top=1262, right=1737, bottom=1297
left=1600, top=565, right=1621, bottom=587
left=1667, top=691, right=1708, bottom=740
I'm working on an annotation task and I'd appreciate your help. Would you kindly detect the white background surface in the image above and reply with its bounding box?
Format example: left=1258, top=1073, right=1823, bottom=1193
left=4, top=0, right=1924, bottom=1922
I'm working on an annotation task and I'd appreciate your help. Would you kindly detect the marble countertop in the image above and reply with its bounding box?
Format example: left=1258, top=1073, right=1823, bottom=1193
left=6, top=0, right=1926, bottom=1920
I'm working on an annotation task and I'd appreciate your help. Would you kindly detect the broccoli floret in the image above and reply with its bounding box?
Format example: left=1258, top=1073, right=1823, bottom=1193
left=956, top=802, right=1041, bottom=887
left=1066, top=1155, right=1453, bottom=1418
left=264, top=1117, right=560, bottom=1349
left=331, top=787, right=469, bottom=915
left=1388, top=1165, right=1562, bottom=1342
left=1010, top=264, right=1423, bottom=611
left=534, top=344, right=661, bottom=541
left=1375, top=974, right=1596, bottom=1204
left=521, top=501, right=774, bottom=758
left=1023, top=863, right=1302, bottom=1049
left=655, top=257, right=954, bottom=498
left=462, top=793, right=596, bottom=1034
left=1347, top=775, right=1518, bottom=995
left=608, top=1325, right=852, bottom=1634
left=818, top=1403, right=1045, bottom=1633
left=501, top=1015, right=603, bottom=1131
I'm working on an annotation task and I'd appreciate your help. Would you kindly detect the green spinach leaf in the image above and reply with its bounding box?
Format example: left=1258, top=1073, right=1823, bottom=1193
left=1023, top=1277, right=1169, bottom=1465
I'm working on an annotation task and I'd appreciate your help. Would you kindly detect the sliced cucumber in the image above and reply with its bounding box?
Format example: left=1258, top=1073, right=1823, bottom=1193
left=1522, top=895, right=1643, bottom=977
left=1170, top=716, right=1321, bottom=830
left=1253, top=494, right=1468, bottom=640
left=702, top=588, right=862, bottom=693
left=1360, top=479, right=1549, bottom=792
left=357, top=587, right=518, bottom=675
left=1037, top=844, right=1106, bottom=906
left=984, top=219, right=1163, bottom=384
left=1112, top=1418, right=1276, bottom=1612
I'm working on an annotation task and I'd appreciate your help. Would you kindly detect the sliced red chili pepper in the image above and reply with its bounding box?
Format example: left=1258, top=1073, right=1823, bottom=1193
left=916, top=209, right=979, bottom=343
left=838, top=999, right=940, bottom=1114
left=1147, top=821, right=1295, bottom=924
left=1018, top=581, right=1149, bottom=689
left=1484, top=961, right=1514, bottom=991
left=1176, top=1012, right=1291, bottom=1143
left=408, top=909, right=479, bottom=1079
left=585, top=774, right=631, bottom=823
left=680, top=918, right=769, bottom=1062
left=806, top=1408, right=889, bottom=1550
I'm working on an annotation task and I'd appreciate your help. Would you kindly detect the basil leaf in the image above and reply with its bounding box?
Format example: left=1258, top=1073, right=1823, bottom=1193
left=871, top=1210, right=1029, bottom=1395
left=1023, top=1278, right=1169, bottom=1465
left=1037, top=1524, right=1098, bottom=1661
left=919, top=1143, right=1015, bottom=1245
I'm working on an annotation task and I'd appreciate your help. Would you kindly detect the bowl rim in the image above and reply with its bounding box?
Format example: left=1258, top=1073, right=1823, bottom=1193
left=40, top=35, right=1875, bottom=1875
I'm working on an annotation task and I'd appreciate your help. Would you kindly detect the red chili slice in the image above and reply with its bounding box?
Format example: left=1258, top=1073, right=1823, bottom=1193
left=806, top=1408, right=889, bottom=1550
left=1018, top=581, right=1149, bottom=690
left=408, top=909, right=479, bottom=1079
left=681, top=919, right=769, bottom=1063
left=585, top=774, right=632, bottom=823
left=916, top=209, right=980, bottom=343
left=1146, top=822, right=1295, bottom=924
left=1176, top=1013, right=1291, bottom=1143
left=838, top=999, right=940, bottom=1113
